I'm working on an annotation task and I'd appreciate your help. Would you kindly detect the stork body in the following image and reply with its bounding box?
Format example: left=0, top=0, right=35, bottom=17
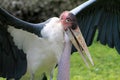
left=7, top=17, right=65, bottom=80
left=1, top=16, right=72, bottom=80
left=0, top=7, right=93, bottom=80
left=0, top=8, right=63, bottom=80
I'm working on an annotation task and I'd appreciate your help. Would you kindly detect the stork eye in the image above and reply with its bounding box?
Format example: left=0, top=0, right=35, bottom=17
left=65, top=19, right=70, bottom=22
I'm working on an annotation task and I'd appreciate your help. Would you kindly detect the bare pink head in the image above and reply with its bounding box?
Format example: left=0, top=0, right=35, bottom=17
left=60, top=11, right=78, bottom=31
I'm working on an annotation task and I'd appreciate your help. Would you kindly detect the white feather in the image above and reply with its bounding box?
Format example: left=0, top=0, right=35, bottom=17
left=7, top=17, right=65, bottom=79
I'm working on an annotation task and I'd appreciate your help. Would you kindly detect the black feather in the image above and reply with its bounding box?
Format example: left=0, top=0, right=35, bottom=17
left=106, top=13, right=114, bottom=48
left=0, top=23, right=27, bottom=79
left=75, top=0, right=120, bottom=54
left=0, top=7, right=50, bottom=37
left=113, top=14, right=120, bottom=54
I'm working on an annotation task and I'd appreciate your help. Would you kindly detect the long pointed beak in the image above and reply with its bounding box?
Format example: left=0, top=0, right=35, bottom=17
left=66, top=26, right=94, bottom=67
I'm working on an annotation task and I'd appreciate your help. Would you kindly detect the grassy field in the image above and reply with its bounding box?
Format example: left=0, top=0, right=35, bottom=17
left=0, top=41, right=120, bottom=80
left=69, top=42, right=120, bottom=80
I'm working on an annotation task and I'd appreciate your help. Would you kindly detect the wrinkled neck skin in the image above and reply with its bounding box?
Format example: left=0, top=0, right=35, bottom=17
left=57, top=33, right=72, bottom=80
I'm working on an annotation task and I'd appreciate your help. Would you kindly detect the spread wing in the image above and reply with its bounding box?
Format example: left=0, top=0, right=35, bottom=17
left=0, top=7, right=50, bottom=79
left=71, top=0, right=120, bottom=54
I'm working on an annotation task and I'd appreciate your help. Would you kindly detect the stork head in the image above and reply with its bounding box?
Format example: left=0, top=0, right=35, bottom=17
left=60, top=11, right=94, bottom=67
left=60, top=11, right=77, bottom=31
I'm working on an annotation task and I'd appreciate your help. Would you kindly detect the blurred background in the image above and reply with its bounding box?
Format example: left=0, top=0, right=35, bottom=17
left=0, top=0, right=86, bottom=22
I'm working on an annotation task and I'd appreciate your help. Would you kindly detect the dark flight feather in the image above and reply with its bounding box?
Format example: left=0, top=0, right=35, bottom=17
left=75, top=0, right=120, bottom=54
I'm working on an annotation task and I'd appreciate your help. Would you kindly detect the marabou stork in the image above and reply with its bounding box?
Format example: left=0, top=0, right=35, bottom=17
left=0, top=1, right=94, bottom=80
left=0, top=0, right=120, bottom=80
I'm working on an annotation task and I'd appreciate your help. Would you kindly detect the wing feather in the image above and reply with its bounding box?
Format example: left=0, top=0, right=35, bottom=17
left=0, top=8, right=50, bottom=79
left=73, top=0, right=120, bottom=54
left=106, top=12, right=114, bottom=48
left=0, top=23, right=27, bottom=78
left=113, top=14, right=120, bottom=53
left=0, top=7, right=51, bottom=37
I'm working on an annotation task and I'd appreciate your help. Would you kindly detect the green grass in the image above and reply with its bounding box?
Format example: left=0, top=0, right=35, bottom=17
left=1, top=41, right=120, bottom=80
left=69, top=42, right=120, bottom=80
